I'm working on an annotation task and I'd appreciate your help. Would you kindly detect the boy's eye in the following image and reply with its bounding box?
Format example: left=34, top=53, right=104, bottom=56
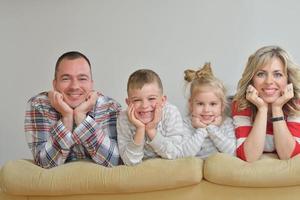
left=210, top=102, right=218, bottom=106
left=196, top=102, right=203, bottom=106
left=149, top=97, right=157, bottom=101
left=133, top=99, right=141, bottom=102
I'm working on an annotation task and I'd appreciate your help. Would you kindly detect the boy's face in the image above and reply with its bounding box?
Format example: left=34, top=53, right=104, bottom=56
left=126, top=82, right=166, bottom=124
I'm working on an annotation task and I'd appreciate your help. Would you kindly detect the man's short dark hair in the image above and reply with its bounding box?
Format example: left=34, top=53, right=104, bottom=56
left=54, top=51, right=92, bottom=79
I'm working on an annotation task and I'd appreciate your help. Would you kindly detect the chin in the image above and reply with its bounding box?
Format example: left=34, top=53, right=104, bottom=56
left=261, top=96, right=280, bottom=104
left=139, top=118, right=153, bottom=124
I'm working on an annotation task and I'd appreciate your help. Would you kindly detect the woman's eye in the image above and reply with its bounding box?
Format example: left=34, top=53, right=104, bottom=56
left=274, top=72, right=283, bottom=78
left=256, top=72, right=265, bottom=77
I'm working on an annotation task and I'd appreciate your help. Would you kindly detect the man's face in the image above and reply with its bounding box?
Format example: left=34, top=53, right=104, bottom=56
left=53, top=57, right=93, bottom=108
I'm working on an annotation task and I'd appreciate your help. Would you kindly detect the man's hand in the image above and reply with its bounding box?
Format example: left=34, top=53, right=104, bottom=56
left=74, top=91, right=98, bottom=125
left=48, top=90, right=73, bottom=131
left=48, top=90, right=73, bottom=117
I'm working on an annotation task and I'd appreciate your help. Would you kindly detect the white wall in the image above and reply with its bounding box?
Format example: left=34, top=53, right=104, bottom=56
left=1, top=0, right=300, bottom=165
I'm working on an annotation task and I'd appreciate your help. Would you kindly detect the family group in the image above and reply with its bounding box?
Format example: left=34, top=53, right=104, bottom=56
left=24, top=45, right=300, bottom=169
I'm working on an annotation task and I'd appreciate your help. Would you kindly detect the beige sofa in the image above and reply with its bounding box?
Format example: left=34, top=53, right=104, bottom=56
left=1, top=153, right=300, bottom=200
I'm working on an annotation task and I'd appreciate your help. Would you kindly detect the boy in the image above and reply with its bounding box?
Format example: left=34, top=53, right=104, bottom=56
left=117, top=69, right=185, bottom=165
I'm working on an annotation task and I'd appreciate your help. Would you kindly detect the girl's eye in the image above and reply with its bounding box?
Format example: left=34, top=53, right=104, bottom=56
left=133, top=99, right=141, bottom=102
left=149, top=98, right=156, bottom=101
left=196, top=102, right=203, bottom=106
left=211, top=102, right=217, bottom=106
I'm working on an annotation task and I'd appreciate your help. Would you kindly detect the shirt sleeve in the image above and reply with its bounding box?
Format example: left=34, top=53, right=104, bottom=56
left=147, top=104, right=185, bottom=159
left=286, top=116, right=300, bottom=157
left=73, top=98, right=122, bottom=167
left=117, top=111, right=145, bottom=166
left=206, top=117, right=236, bottom=156
left=24, top=98, right=76, bottom=169
left=231, top=101, right=252, bottom=160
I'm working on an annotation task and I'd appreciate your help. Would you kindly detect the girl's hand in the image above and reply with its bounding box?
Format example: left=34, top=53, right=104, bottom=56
left=191, top=114, right=207, bottom=128
left=211, top=115, right=223, bottom=126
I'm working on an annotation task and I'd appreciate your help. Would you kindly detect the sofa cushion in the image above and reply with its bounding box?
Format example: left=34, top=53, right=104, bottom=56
left=0, top=157, right=203, bottom=196
left=204, top=153, right=300, bottom=187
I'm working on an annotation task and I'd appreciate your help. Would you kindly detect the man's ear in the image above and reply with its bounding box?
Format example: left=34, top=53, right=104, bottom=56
left=52, top=79, right=57, bottom=90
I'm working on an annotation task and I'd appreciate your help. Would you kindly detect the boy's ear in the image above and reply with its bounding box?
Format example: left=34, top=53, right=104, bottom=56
left=125, top=98, right=130, bottom=106
left=161, top=95, right=167, bottom=106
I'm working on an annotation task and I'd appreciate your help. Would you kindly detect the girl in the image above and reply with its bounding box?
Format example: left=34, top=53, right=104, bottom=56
left=181, top=63, right=236, bottom=159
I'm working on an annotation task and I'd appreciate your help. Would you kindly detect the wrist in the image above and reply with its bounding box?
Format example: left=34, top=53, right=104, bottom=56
left=271, top=116, right=285, bottom=122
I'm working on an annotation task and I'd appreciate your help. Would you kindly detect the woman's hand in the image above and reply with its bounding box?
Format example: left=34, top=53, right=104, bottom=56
left=246, top=85, right=268, bottom=110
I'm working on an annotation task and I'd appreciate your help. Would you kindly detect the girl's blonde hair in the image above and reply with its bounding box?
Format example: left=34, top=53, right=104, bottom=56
left=234, top=45, right=300, bottom=116
left=184, top=63, right=228, bottom=115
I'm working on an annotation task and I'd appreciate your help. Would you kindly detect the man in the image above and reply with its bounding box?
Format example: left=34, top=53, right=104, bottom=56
left=25, top=51, right=122, bottom=168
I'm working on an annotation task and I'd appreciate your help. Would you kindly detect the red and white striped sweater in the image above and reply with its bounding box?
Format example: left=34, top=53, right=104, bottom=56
left=231, top=101, right=300, bottom=161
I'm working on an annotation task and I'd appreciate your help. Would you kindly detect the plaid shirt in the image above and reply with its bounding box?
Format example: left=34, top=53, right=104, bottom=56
left=25, top=92, right=122, bottom=168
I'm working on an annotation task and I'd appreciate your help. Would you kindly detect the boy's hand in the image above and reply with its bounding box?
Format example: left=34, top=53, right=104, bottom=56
left=127, top=104, right=145, bottom=129
left=74, top=91, right=98, bottom=125
left=145, top=103, right=162, bottom=139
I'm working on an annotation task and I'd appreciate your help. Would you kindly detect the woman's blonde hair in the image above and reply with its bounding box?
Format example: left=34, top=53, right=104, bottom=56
left=184, top=63, right=228, bottom=115
left=234, top=45, right=300, bottom=115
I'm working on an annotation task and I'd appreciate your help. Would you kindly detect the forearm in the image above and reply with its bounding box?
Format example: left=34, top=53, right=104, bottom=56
left=207, top=123, right=236, bottom=155
left=272, top=107, right=296, bottom=159
left=25, top=120, right=74, bottom=168
left=243, top=108, right=268, bottom=162
left=181, top=128, right=207, bottom=157
left=74, top=116, right=120, bottom=166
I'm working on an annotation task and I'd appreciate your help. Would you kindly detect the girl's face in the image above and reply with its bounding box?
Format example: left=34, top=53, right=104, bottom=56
left=252, top=57, right=288, bottom=104
left=189, top=86, right=223, bottom=125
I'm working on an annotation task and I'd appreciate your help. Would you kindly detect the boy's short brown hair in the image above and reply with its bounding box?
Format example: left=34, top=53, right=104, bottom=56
left=127, top=69, right=163, bottom=94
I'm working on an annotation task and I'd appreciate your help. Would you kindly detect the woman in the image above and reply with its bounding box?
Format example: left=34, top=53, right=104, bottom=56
left=232, top=45, right=300, bottom=162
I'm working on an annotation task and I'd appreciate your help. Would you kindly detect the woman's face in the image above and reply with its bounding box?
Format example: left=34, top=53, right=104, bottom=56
left=252, top=57, right=288, bottom=104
